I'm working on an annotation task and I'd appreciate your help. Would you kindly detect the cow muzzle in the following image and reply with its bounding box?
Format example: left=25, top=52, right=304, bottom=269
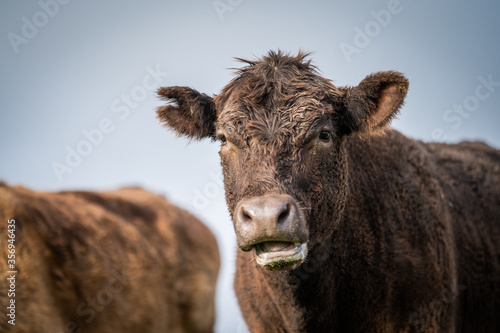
left=234, top=194, right=309, bottom=271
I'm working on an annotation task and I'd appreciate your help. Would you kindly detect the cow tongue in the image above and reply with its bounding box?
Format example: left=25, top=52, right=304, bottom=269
left=259, top=241, right=294, bottom=253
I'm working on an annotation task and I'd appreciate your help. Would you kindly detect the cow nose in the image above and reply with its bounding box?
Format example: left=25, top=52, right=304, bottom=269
left=234, top=194, right=308, bottom=251
left=238, top=199, right=291, bottom=227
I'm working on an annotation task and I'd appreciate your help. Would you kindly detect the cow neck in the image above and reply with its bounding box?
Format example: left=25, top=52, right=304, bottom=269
left=251, top=235, right=340, bottom=330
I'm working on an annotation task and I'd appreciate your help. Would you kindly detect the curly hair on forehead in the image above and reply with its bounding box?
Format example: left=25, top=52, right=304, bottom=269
left=215, top=50, right=339, bottom=111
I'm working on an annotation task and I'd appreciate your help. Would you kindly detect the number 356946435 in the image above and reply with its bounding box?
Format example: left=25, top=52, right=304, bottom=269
left=7, top=219, right=15, bottom=263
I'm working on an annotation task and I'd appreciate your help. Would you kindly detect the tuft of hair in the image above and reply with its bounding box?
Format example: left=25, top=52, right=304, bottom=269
left=233, top=50, right=318, bottom=78
left=215, top=50, right=330, bottom=109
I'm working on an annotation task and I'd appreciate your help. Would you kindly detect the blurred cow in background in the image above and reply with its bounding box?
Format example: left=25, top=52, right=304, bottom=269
left=0, top=183, right=219, bottom=333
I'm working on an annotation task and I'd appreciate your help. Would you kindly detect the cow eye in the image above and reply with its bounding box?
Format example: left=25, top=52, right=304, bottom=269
left=218, top=134, right=227, bottom=144
left=318, top=131, right=331, bottom=142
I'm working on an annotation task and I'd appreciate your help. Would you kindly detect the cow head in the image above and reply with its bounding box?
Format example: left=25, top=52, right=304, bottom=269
left=157, top=51, right=408, bottom=271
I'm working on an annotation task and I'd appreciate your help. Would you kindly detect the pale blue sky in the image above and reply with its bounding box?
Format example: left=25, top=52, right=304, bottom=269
left=1, top=1, right=499, bottom=331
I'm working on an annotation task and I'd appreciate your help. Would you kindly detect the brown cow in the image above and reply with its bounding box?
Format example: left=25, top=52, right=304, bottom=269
left=0, top=183, right=219, bottom=333
left=156, top=50, right=500, bottom=332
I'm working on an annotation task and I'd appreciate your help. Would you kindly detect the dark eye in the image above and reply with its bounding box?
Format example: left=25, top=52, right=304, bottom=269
left=318, top=131, right=331, bottom=142
left=219, top=134, right=227, bottom=144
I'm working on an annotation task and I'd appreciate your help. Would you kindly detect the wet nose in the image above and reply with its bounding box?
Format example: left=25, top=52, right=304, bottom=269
left=234, top=194, right=307, bottom=251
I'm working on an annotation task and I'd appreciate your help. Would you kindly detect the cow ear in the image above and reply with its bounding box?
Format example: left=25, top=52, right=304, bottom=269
left=342, top=71, right=408, bottom=135
left=157, top=86, right=216, bottom=140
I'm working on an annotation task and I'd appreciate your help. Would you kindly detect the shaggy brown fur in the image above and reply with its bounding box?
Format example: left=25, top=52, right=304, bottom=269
left=157, top=50, right=500, bottom=332
left=0, top=184, right=219, bottom=333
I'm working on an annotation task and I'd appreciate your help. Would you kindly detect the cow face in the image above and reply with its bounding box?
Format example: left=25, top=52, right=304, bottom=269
left=157, top=51, right=408, bottom=271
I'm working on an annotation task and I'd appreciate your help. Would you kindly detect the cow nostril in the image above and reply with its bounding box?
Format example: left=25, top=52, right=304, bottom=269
left=240, top=209, right=253, bottom=223
left=277, top=204, right=290, bottom=225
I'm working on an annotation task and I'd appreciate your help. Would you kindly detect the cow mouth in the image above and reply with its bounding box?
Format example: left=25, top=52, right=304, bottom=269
left=253, top=241, right=307, bottom=271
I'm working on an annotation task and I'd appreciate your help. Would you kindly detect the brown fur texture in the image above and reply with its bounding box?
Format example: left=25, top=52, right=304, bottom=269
left=0, top=184, right=219, bottom=333
left=157, top=50, right=500, bottom=332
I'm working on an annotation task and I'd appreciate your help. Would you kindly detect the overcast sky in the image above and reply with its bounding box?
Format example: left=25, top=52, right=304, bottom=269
left=1, top=1, right=499, bottom=331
